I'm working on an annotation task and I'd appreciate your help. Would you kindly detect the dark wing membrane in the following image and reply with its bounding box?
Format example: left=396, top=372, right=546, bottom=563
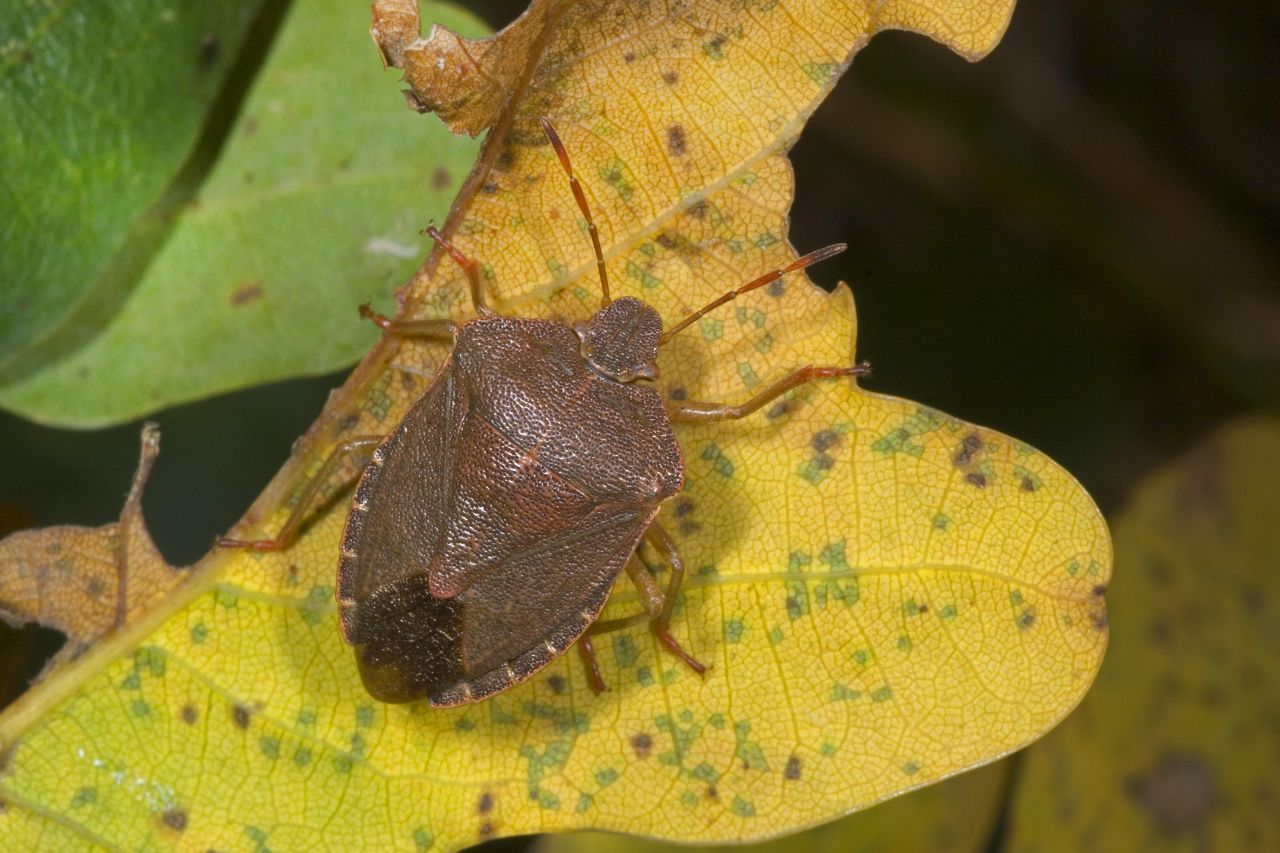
left=345, top=503, right=654, bottom=705
left=336, top=360, right=462, bottom=641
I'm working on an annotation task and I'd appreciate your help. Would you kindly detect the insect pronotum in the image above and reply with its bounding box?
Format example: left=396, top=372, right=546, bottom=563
left=220, top=119, right=870, bottom=706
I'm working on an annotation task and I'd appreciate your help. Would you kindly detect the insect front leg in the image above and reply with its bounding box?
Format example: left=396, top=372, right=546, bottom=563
left=666, top=362, right=871, bottom=423
left=358, top=304, right=457, bottom=340
left=218, top=436, right=382, bottom=551
left=424, top=225, right=494, bottom=317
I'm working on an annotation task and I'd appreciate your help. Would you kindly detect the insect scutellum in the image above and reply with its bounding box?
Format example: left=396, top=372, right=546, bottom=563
left=540, top=117, right=847, bottom=384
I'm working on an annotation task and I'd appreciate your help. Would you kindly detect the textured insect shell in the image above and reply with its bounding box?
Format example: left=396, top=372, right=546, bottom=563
left=336, top=314, right=684, bottom=705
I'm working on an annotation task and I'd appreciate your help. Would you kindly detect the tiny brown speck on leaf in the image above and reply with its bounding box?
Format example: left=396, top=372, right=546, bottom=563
left=161, top=808, right=188, bottom=831
left=668, top=387, right=687, bottom=401
left=631, top=733, right=653, bottom=758
left=199, top=34, right=220, bottom=70
left=811, top=429, right=839, bottom=452
left=965, top=472, right=987, bottom=488
left=230, top=282, right=263, bottom=307
left=478, top=821, right=495, bottom=838
left=232, top=704, right=251, bottom=729
left=181, top=704, right=198, bottom=725
left=546, top=674, right=566, bottom=695
left=785, top=756, right=802, bottom=780
left=662, top=70, right=678, bottom=85
left=667, top=125, right=687, bottom=156
left=1021, top=476, right=1037, bottom=492
left=954, top=433, right=983, bottom=467
left=478, top=792, right=494, bottom=815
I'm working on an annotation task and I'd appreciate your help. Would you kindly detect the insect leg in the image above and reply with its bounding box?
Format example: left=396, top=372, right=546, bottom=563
left=217, top=436, right=383, bottom=551
left=642, top=521, right=708, bottom=677
left=576, top=554, right=662, bottom=693
left=358, top=304, right=457, bottom=340
left=666, top=362, right=871, bottom=423
left=424, top=225, right=494, bottom=316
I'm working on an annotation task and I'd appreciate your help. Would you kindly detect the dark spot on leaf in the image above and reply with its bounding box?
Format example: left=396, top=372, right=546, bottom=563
left=161, top=808, right=188, bottom=831
left=1092, top=584, right=1107, bottom=597
left=687, top=200, right=707, bottom=219
left=679, top=521, right=701, bottom=537
left=86, top=576, right=105, bottom=598
left=1017, top=610, right=1035, bottom=629
left=1127, top=753, right=1216, bottom=834
left=478, top=822, right=495, bottom=837
left=675, top=500, right=695, bottom=517
left=232, top=704, right=250, bottom=729
left=1092, top=609, right=1109, bottom=630
left=481, top=182, right=499, bottom=194
left=785, top=756, right=802, bottom=780
left=496, top=150, right=515, bottom=171
left=953, top=433, right=983, bottom=467
left=337, top=412, right=360, bottom=433
left=478, top=792, right=493, bottom=814
left=767, top=400, right=791, bottom=419
left=199, top=34, right=220, bottom=70
left=766, top=280, right=785, bottom=297
left=667, top=125, right=687, bottom=156
left=181, top=705, right=198, bottom=725
left=662, top=70, right=679, bottom=85
left=965, top=472, right=987, bottom=489
left=546, top=675, right=566, bottom=695
left=432, top=167, right=452, bottom=189
left=230, top=282, right=263, bottom=307
left=656, top=233, right=678, bottom=250
left=704, top=785, right=719, bottom=800
left=814, top=455, right=834, bottom=470
left=623, top=50, right=636, bottom=63
left=1021, top=476, right=1037, bottom=492
left=631, top=733, right=653, bottom=758
left=668, top=387, right=687, bottom=401
left=811, top=430, right=840, bottom=452
left=917, top=604, right=928, bottom=614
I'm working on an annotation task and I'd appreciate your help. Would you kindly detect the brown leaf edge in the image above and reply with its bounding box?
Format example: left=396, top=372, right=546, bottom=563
left=0, top=424, right=185, bottom=689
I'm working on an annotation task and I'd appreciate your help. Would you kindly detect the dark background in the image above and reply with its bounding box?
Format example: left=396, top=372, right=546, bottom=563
left=2, top=0, right=1277, bottom=845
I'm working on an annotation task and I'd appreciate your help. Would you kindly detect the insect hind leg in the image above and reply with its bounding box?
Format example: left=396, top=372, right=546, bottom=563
left=217, top=436, right=382, bottom=551
left=576, top=524, right=707, bottom=693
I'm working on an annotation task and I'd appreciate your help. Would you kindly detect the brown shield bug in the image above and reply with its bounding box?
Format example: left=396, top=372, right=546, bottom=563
left=220, top=119, right=869, bottom=705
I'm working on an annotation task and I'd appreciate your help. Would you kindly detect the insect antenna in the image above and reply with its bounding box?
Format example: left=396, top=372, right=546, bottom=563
left=657, top=243, right=847, bottom=345
left=541, top=118, right=611, bottom=306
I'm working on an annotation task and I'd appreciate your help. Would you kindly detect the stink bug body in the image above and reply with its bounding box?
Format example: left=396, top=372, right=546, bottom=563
left=220, top=120, right=868, bottom=705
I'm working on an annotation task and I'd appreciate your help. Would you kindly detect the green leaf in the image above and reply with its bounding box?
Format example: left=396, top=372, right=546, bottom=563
left=0, top=0, right=485, bottom=426
left=0, top=0, right=265, bottom=373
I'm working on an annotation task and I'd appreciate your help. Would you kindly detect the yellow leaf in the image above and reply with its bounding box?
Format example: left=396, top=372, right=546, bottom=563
left=1006, top=418, right=1280, bottom=850
left=0, top=0, right=1109, bottom=850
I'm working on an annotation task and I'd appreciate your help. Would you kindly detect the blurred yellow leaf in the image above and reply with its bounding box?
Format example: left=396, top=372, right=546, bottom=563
left=1006, top=418, right=1280, bottom=850
left=0, top=0, right=1112, bottom=850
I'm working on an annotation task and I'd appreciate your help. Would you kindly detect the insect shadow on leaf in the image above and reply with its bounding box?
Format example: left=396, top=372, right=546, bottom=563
left=218, top=119, right=870, bottom=706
